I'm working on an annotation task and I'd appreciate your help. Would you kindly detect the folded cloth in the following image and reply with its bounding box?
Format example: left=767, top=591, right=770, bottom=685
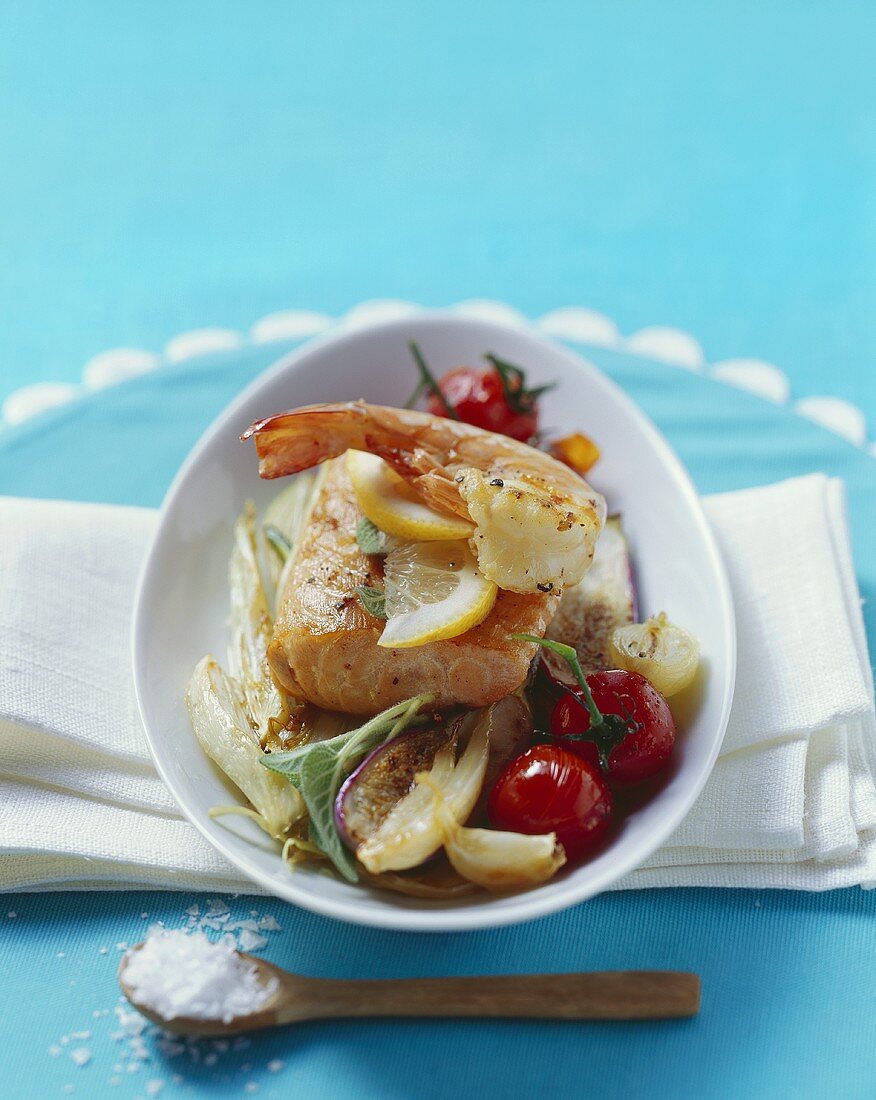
left=0, top=475, right=873, bottom=894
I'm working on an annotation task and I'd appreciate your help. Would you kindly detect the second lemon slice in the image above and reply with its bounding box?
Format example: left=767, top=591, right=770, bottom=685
left=346, top=450, right=475, bottom=541
left=379, top=540, right=498, bottom=648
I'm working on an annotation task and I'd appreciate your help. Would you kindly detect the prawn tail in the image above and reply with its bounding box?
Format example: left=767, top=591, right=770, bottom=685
left=241, top=403, right=370, bottom=479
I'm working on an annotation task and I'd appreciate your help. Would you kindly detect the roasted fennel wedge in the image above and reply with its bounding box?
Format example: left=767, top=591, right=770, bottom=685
left=261, top=467, right=324, bottom=614
left=185, top=478, right=323, bottom=839
left=227, top=503, right=294, bottom=748
left=186, top=656, right=305, bottom=838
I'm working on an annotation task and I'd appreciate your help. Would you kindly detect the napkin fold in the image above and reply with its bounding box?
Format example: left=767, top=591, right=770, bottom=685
left=0, top=475, right=874, bottom=894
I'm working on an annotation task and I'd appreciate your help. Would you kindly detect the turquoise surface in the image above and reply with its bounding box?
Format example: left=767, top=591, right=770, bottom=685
left=0, top=339, right=874, bottom=1099
left=1, top=1, right=875, bottom=421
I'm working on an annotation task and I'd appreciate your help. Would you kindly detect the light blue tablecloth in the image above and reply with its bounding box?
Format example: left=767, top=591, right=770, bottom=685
left=1, top=1, right=875, bottom=423
left=0, top=338, right=874, bottom=1099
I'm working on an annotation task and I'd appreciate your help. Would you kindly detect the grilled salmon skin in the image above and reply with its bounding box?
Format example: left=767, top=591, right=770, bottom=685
left=267, top=459, right=559, bottom=714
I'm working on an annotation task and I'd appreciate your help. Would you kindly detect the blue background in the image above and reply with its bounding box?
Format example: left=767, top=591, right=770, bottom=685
left=2, top=2, right=876, bottom=1097
left=1, top=1, right=875, bottom=422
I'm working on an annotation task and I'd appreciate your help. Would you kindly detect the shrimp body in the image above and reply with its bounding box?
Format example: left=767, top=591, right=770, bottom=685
left=243, top=402, right=605, bottom=594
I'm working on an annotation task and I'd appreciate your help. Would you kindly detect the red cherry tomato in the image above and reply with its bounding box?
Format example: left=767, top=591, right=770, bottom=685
left=488, top=745, right=613, bottom=860
left=551, top=669, right=675, bottom=785
left=427, top=366, right=539, bottom=442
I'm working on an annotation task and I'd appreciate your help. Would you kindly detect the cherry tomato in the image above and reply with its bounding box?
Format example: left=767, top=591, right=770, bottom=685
left=427, top=366, right=539, bottom=442
left=488, top=745, right=613, bottom=860
left=551, top=669, right=675, bottom=785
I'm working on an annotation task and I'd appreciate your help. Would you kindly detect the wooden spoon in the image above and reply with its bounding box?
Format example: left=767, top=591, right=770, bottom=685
left=119, top=946, right=699, bottom=1036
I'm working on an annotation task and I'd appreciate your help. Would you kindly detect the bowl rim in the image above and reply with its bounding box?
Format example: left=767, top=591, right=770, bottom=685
left=132, top=311, right=736, bottom=931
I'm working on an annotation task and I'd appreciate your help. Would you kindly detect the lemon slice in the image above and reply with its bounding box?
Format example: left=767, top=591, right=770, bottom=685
left=347, top=450, right=474, bottom=541
left=379, top=540, right=498, bottom=648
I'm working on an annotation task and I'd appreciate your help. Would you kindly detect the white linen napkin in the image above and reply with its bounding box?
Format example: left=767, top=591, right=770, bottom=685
left=0, top=475, right=873, bottom=894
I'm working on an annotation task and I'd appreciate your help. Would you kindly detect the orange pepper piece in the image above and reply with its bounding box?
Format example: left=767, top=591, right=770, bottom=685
left=550, top=432, right=601, bottom=476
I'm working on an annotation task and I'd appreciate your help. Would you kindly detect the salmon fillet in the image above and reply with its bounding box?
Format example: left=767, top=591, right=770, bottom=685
left=268, top=459, right=559, bottom=714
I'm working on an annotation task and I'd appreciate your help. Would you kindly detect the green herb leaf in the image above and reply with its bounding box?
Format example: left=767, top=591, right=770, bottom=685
left=356, top=585, right=387, bottom=619
left=263, top=523, right=292, bottom=562
left=512, top=633, right=634, bottom=769
left=261, top=694, right=435, bottom=880
left=356, top=517, right=388, bottom=556
left=485, top=353, right=556, bottom=416
left=296, top=746, right=361, bottom=881
left=405, top=341, right=459, bottom=419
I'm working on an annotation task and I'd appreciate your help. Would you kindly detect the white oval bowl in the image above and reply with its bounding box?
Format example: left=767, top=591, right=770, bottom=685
left=133, top=314, right=735, bottom=931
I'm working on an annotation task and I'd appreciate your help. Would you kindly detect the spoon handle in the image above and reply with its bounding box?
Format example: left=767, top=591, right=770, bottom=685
left=282, top=971, right=699, bottom=1023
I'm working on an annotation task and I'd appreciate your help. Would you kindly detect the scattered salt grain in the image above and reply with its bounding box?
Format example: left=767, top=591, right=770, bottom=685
left=238, top=930, right=269, bottom=952
left=131, top=1036, right=149, bottom=1060
left=108, top=1076, right=121, bottom=1087
left=116, top=942, right=128, bottom=951
left=70, top=1047, right=92, bottom=1067
left=49, top=1045, right=62, bottom=1057
left=145, top=1080, right=164, bottom=1097
left=204, top=1053, right=218, bottom=1066
left=267, top=1060, right=284, bottom=1073
left=156, top=1037, right=185, bottom=1058
left=99, top=947, right=108, bottom=955
left=185, top=905, right=200, bottom=918
left=56, top=951, right=66, bottom=959
left=140, top=912, right=149, bottom=920
left=226, top=919, right=259, bottom=933
left=258, top=916, right=281, bottom=933
left=7, top=911, right=16, bottom=919
left=122, top=930, right=277, bottom=1025
left=70, top=1031, right=91, bottom=1041
left=244, top=1085, right=259, bottom=1094
left=116, top=1004, right=147, bottom=1037
left=62, top=1086, right=74, bottom=1095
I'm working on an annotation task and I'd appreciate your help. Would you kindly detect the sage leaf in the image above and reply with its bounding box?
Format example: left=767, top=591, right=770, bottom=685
left=356, top=517, right=387, bottom=556
left=297, top=745, right=361, bottom=881
left=356, top=584, right=387, bottom=619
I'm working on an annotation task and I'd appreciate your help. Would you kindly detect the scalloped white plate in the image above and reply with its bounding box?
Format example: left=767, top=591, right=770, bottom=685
left=132, top=313, right=735, bottom=931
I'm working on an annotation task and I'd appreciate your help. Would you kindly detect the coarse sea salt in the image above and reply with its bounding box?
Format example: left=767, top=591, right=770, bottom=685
left=123, top=930, right=277, bottom=1025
